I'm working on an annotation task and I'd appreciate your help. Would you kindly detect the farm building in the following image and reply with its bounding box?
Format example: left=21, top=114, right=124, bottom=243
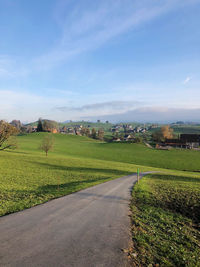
left=180, top=134, right=200, bottom=149
left=164, top=139, right=186, bottom=148
left=164, top=134, right=200, bottom=149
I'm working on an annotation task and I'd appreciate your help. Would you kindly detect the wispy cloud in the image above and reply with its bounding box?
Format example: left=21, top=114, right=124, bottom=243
left=0, top=55, right=29, bottom=78
left=0, top=56, right=15, bottom=78
left=183, top=76, right=192, bottom=85
left=55, top=100, right=142, bottom=114
left=35, top=0, right=199, bottom=70
left=84, top=106, right=200, bottom=123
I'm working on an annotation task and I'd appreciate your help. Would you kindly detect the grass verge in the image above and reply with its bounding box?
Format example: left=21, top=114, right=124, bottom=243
left=130, top=173, right=200, bottom=266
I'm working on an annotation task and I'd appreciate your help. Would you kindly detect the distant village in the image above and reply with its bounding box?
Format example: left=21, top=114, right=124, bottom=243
left=8, top=119, right=200, bottom=149
left=110, top=124, right=158, bottom=142
left=9, top=119, right=159, bottom=142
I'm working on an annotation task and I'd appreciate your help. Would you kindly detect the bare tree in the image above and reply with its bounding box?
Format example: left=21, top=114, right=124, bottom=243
left=91, top=128, right=97, bottom=139
left=85, top=128, right=90, bottom=137
left=10, top=120, right=22, bottom=130
left=80, top=127, right=87, bottom=136
left=0, top=120, right=18, bottom=150
left=97, top=128, right=104, bottom=141
left=40, top=134, right=54, bottom=156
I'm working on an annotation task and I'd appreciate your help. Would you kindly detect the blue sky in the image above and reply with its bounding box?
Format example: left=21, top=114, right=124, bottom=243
left=0, top=0, right=200, bottom=123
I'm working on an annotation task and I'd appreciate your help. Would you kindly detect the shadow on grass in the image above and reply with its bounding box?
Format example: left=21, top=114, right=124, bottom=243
left=3, top=150, right=29, bottom=155
left=29, top=161, right=132, bottom=176
left=1, top=176, right=133, bottom=216
left=148, top=173, right=200, bottom=183
left=1, top=177, right=113, bottom=203
left=38, top=177, right=111, bottom=193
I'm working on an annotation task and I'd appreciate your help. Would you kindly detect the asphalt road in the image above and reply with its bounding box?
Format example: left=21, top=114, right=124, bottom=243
left=0, top=174, right=139, bottom=267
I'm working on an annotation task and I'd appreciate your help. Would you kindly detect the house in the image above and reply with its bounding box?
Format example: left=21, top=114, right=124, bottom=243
left=135, top=127, right=141, bottom=133
left=113, top=137, right=121, bottom=142
left=67, top=127, right=75, bottom=134
left=75, top=131, right=82, bottom=136
left=111, top=128, right=119, bottom=133
left=124, top=134, right=135, bottom=142
left=60, top=126, right=67, bottom=134
left=32, top=126, right=37, bottom=132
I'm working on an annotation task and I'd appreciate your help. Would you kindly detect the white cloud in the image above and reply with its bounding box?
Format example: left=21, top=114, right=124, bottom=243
left=183, top=76, right=192, bottom=85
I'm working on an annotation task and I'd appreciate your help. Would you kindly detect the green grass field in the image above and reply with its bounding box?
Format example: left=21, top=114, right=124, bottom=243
left=19, top=133, right=200, bottom=172
left=1, top=133, right=159, bottom=217
left=0, top=132, right=200, bottom=266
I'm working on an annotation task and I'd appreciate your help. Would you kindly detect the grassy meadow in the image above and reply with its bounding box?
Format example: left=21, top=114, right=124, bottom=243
left=0, top=133, right=148, bottom=216
left=18, top=132, right=200, bottom=171
left=0, top=132, right=200, bottom=265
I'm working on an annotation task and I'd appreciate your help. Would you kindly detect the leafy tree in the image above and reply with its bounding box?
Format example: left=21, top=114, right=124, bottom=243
left=43, top=120, right=58, bottom=132
left=37, top=118, right=43, bottom=132
left=161, top=125, right=174, bottom=139
left=152, top=125, right=174, bottom=142
left=40, top=134, right=54, bottom=156
left=152, top=131, right=163, bottom=142
left=0, top=120, right=18, bottom=150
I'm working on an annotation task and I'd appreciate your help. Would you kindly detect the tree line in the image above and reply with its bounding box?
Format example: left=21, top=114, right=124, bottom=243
left=37, top=118, right=58, bottom=132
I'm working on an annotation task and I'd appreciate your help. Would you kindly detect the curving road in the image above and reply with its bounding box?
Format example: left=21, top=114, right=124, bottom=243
left=0, top=174, right=139, bottom=267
